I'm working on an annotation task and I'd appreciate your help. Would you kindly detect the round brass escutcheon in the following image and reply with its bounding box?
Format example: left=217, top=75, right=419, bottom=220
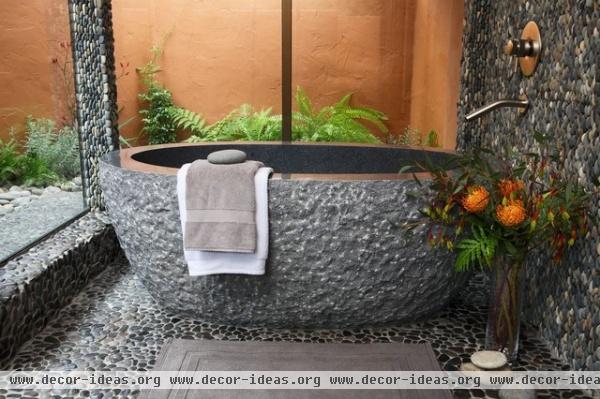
left=519, top=21, right=542, bottom=76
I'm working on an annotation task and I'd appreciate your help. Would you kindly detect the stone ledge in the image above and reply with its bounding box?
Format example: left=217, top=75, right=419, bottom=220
left=0, top=212, right=122, bottom=366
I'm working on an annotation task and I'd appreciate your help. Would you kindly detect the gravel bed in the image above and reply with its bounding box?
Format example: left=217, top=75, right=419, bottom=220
left=0, top=178, right=85, bottom=262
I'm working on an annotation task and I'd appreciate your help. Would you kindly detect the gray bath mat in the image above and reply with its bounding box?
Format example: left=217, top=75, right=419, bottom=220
left=142, top=339, right=451, bottom=399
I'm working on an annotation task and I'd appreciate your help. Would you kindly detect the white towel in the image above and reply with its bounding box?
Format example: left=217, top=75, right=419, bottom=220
left=177, top=164, right=272, bottom=276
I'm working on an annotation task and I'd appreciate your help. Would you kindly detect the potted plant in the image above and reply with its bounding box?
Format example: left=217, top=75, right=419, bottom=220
left=408, top=133, right=591, bottom=364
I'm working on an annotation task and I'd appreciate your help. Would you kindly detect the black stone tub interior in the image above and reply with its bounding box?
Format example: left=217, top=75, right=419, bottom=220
left=1, top=1, right=599, bottom=399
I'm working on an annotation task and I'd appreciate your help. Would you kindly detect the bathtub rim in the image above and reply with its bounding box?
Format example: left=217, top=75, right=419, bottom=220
left=103, top=141, right=454, bottom=181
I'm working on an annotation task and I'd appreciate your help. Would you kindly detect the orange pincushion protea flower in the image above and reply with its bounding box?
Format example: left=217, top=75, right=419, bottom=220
left=461, top=186, right=490, bottom=213
left=498, top=179, right=525, bottom=197
left=496, top=200, right=527, bottom=227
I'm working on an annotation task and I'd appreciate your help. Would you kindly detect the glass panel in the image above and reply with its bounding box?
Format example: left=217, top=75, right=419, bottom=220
left=292, top=0, right=463, bottom=148
left=113, top=0, right=282, bottom=146
left=0, top=1, right=86, bottom=263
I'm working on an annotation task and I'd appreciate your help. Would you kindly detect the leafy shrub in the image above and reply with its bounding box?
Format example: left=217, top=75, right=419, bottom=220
left=16, top=155, right=57, bottom=187
left=292, top=87, right=386, bottom=143
left=0, top=133, right=57, bottom=187
left=139, top=85, right=177, bottom=144
left=0, top=134, right=20, bottom=183
left=25, top=117, right=80, bottom=179
left=137, top=34, right=179, bottom=145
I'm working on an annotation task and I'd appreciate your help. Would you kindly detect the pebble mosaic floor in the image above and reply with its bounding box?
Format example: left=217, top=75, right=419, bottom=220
left=0, top=257, right=593, bottom=399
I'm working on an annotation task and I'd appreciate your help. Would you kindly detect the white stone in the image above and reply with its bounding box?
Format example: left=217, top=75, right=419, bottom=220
left=72, top=176, right=82, bottom=185
left=43, top=186, right=62, bottom=195
left=596, top=242, right=600, bottom=256
left=471, top=351, right=508, bottom=370
left=0, top=205, right=13, bottom=215
left=13, top=190, right=31, bottom=197
left=0, top=192, right=17, bottom=201
left=12, top=196, right=31, bottom=206
left=9, top=185, right=21, bottom=192
left=61, top=182, right=77, bottom=192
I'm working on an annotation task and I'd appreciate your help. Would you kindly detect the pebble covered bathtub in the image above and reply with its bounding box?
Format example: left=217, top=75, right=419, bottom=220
left=99, top=142, right=466, bottom=328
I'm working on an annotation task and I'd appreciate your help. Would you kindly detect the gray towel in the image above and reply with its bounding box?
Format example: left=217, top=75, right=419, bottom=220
left=184, top=159, right=263, bottom=252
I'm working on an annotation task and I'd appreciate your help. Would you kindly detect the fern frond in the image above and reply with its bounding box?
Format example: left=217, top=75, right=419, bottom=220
left=335, top=93, right=353, bottom=108
left=292, top=88, right=386, bottom=143
left=169, top=107, right=206, bottom=135
left=296, top=87, right=314, bottom=117
left=343, top=108, right=389, bottom=133
left=455, top=226, right=498, bottom=271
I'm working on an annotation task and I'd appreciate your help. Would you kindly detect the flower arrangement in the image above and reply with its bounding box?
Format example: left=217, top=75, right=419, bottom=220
left=408, top=133, right=591, bottom=362
left=411, top=133, right=589, bottom=271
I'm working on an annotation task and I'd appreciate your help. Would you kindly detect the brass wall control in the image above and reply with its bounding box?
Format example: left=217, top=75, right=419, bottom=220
left=503, top=21, right=542, bottom=76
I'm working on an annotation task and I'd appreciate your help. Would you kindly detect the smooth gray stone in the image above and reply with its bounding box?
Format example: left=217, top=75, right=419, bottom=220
left=0, top=206, right=13, bottom=215
left=0, top=192, right=29, bottom=201
left=207, top=149, right=247, bottom=164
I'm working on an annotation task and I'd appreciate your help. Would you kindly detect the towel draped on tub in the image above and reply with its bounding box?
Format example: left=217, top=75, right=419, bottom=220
left=177, top=163, right=273, bottom=276
left=184, top=159, right=264, bottom=252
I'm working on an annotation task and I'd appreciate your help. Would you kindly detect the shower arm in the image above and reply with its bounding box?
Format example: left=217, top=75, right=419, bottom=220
left=465, top=95, right=529, bottom=122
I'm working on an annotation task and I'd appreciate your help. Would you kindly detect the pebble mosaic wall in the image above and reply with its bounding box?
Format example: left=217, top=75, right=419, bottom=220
left=68, top=0, right=119, bottom=209
left=457, top=0, right=600, bottom=370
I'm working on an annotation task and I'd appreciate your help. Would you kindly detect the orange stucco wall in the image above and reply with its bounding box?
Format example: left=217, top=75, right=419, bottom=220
left=0, top=0, right=463, bottom=149
left=0, top=0, right=72, bottom=144
left=410, top=0, right=464, bottom=149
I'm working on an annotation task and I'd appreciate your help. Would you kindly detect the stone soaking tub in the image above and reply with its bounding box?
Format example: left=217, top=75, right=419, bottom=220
left=99, top=142, right=465, bottom=328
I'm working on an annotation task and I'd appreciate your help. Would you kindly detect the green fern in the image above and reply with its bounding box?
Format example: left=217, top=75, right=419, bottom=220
left=455, top=226, right=498, bottom=271
left=170, top=107, right=206, bottom=136
left=425, top=130, right=439, bottom=147
left=292, top=87, right=387, bottom=143
left=185, top=87, right=388, bottom=144
left=187, top=105, right=282, bottom=142
left=296, top=87, right=314, bottom=118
